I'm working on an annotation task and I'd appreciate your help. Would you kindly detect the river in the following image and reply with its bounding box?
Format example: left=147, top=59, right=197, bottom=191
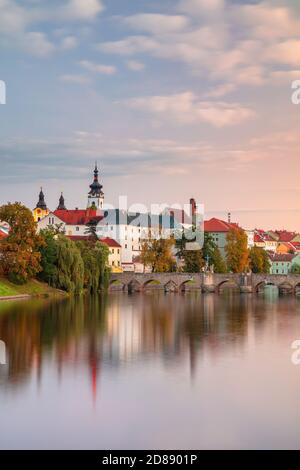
left=0, top=291, right=300, bottom=449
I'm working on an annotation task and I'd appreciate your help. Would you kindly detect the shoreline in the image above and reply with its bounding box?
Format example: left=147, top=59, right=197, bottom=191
left=0, top=278, right=68, bottom=302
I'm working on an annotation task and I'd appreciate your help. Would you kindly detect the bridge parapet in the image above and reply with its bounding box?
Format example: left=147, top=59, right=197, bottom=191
left=110, top=272, right=300, bottom=294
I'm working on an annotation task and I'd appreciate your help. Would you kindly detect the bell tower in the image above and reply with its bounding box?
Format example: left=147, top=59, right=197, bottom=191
left=87, top=163, right=104, bottom=209
left=33, top=187, right=49, bottom=222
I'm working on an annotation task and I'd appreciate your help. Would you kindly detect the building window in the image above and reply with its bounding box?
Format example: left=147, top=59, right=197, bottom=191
left=118, top=249, right=120, bottom=254
left=112, top=249, right=114, bottom=254
left=76, top=227, right=79, bottom=231
left=125, top=244, right=127, bottom=249
left=112, top=261, right=115, bottom=266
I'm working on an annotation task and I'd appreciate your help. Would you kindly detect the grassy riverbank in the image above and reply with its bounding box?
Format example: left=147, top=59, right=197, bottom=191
left=0, top=278, right=66, bottom=299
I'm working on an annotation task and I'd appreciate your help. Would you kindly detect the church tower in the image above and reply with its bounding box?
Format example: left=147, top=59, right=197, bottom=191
left=57, top=192, right=67, bottom=210
left=33, top=188, right=49, bottom=222
left=87, top=163, right=104, bottom=209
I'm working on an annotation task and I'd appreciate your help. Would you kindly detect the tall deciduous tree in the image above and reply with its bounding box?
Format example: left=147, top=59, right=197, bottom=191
left=76, top=240, right=110, bottom=292
left=249, top=246, right=271, bottom=273
left=141, top=238, right=176, bottom=273
left=56, top=236, right=84, bottom=294
left=182, top=250, right=204, bottom=273
left=225, top=228, right=249, bottom=273
left=0, top=202, right=44, bottom=284
left=38, top=228, right=58, bottom=286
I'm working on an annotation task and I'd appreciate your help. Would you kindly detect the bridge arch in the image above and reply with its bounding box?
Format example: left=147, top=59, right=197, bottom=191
left=179, top=279, right=197, bottom=292
left=109, top=278, right=126, bottom=291
left=143, top=279, right=162, bottom=290
left=255, top=281, right=278, bottom=294
left=128, top=279, right=142, bottom=293
left=278, top=282, right=294, bottom=295
left=164, top=280, right=178, bottom=293
left=295, top=282, right=300, bottom=296
left=216, top=279, right=240, bottom=294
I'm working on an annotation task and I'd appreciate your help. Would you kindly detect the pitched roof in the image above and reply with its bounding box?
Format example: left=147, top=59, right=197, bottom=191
left=204, top=218, right=239, bottom=233
left=53, top=209, right=103, bottom=225
left=269, top=253, right=295, bottom=262
left=0, top=228, right=8, bottom=239
left=67, top=235, right=91, bottom=242
left=254, top=232, right=265, bottom=243
left=275, top=230, right=297, bottom=242
left=290, top=241, right=300, bottom=251
left=99, top=237, right=121, bottom=248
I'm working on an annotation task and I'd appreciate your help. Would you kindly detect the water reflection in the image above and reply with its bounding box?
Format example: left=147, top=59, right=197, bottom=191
left=0, top=292, right=300, bottom=449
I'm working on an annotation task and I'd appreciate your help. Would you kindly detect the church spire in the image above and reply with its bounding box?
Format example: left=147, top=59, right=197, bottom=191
left=36, top=187, right=47, bottom=210
left=57, top=192, right=67, bottom=210
left=87, top=162, right=104, bottom=209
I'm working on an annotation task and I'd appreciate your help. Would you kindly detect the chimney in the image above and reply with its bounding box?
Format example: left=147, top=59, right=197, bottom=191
left=190, top=198, right=197, bottom=216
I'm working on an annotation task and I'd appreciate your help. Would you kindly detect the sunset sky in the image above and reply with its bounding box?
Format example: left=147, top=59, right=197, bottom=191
left=0, top=0, right=299, bottom=230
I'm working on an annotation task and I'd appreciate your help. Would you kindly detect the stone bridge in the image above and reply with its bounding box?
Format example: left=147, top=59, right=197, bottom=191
left=109, top=272, right=300, bottom=294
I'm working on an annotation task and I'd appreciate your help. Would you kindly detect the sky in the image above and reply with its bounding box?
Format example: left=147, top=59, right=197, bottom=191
left=0, top=0, right=300, bottom=230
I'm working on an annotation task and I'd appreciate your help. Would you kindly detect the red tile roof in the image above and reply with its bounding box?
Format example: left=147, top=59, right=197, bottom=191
left=204, top=218, right=239, bottom=233
left=67, top=235, right=91, bottom=242
left=53, top=209, right=102, bottom=225
left=275, top=230, right=297, bottom=242
left=280, top=241, right=300, bottom=252
left=99, top=237, right=121, bottom=248
left=269, top=253, right=295, bottom=262
left=0, top=229, right=8, bottom=240
left=254, top=233, right=265, bottom=243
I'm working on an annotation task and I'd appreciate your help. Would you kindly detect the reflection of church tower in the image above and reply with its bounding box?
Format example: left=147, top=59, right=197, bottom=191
left=57, top=192, right=67, bottom=210
left=33, top=187, right=49, bottom=222
left=87, top=163, right=104, bottom=209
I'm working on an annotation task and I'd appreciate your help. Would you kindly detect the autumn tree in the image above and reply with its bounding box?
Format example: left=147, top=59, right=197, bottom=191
left=225, top=227, right=249, bottom=273
left=249, top=246, right=271, bottom=273
left=0, top=202, right=44, bottom=284
left=141, top=238, right=176, bottom=273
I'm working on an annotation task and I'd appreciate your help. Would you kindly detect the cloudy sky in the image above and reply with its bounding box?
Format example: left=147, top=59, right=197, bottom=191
left=0, top=0, right=299, bottom=229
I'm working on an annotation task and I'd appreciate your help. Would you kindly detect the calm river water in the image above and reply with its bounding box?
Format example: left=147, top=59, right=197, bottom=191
left=0, top=291, right=300, bottom=450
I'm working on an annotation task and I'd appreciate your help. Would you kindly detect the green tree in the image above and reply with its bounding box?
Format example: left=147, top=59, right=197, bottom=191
left=56, top=235, right=84, bottom=294
left=0, top=202, right=44, bottom=284
left=38, top=228, right=58, bottom=285
left=249, top=246, right=271, bottom=273
left=76, top=240, right=110, bottom=292
left=290, top=264, right=300, bottom=274
left=84, top=220, right=98, bottom=241
left=141, top=238, right=176, bottom=273
left=182, top=250, right=204, bottom=272
left=225, top=228, right=249, bottom=273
